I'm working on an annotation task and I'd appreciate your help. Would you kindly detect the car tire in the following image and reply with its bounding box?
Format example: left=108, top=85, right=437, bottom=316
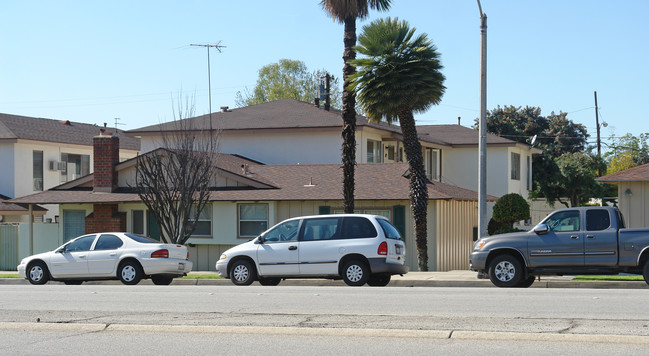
left=517, top=276, right=535, bottom=288
left=26, top=261, right=50, bottom=285
left=63, top=280, right=84, bottom=285
left=230, top=260, right=256, bottom=286
left=151, top=275, right=174, bottom=285
left=118, top=260, right=143, bottom=285
left=488, top=254, right=524, bottom=288
left=643, top=260, right=649, bottom=286
left=258, top=277, right=281, bottom=286
left=342, top=259, right=370, bottom=286
left=367, top=274, right=391, bottom=287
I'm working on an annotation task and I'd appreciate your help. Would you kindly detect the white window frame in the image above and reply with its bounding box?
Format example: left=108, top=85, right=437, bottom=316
left=238, top=203, right=269, bottom=238
left=511, top=152, right=521, bottom=181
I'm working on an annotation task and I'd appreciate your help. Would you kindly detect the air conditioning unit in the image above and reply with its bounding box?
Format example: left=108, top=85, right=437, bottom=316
left=48, top=161, right=67, bottom=171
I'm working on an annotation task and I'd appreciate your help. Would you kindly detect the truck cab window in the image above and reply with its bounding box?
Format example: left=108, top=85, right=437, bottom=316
left=546, top=211, right=580, bottom=232
left=586, top=210, right=611, bottom=231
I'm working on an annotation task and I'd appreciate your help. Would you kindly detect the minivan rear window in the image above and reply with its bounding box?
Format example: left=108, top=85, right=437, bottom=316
left=340, top=217, right=378, bottom=239
left=377, top=219, right=402, bottom=240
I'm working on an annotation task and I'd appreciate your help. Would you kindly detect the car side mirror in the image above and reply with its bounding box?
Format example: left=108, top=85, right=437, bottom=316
left=255, top=236, right=264, bottom=244
left=534, top=224, right=549, bottom=235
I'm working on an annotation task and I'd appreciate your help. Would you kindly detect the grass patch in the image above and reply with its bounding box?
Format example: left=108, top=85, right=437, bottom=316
left=0, top=274, right=20, bottom=278
left=573, top=275, right=644, bottom=281
left=180, top=274, right=223, bottom=280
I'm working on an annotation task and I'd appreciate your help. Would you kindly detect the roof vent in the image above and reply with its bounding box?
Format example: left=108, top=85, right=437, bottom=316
left=241, top=164, right=249, bottom=175
left=59, top=120, right=71, bottom=125
left=221, top=106, right=229, bottom=112
left=304, top=177, right=316, bottom=187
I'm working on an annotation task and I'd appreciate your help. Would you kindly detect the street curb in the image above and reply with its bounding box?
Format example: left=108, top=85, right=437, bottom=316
left=1, top=277, right=647, bottom=288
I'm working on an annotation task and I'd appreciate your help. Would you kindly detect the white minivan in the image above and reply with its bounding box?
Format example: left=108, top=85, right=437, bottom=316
left=216, top=214, right=408, bottom=286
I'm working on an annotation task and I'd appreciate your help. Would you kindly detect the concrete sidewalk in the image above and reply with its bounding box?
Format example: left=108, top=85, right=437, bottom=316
left=2, top=270, right=648, bottom=288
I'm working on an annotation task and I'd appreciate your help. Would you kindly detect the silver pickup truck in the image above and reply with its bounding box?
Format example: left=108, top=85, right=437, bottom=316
left=470, top=206, right=649, bottom=287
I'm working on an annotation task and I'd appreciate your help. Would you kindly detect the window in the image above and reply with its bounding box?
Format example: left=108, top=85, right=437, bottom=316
left=132, top=210, right=145, bottom=235
left=341, top=217, right=378, bottom=239
left=94, top=234, right=124, bottom=250
left=189, top=205, right=212, bottom=237
left=586, top=210, right=611, bottom=231
left=511, top=152, right=521, bottom=180
left=239, top=204, right=268, bottom=238
left=545, top=211, right=580, bottom=232
left=63, top=235, right=96, bottom=252
left=60, top=153, right=90, bottom=183
left=367, top=139, right=382, bottom=163
left=377, top=218, right=402, bottom=240
left=303, top=218, right=340, bottom=241
left=33, top=150, right=43, bottom=191
left=526, top=156, right=532, bottom=190
left=424, top=148, right=440, bottom=181
left=263, top=219, right=300, bottom=242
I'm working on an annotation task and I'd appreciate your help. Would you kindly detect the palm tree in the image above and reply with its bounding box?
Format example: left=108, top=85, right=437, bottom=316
left=320, top=0, right=391, bottom=213
left=348, top=18, right=446, bottom=271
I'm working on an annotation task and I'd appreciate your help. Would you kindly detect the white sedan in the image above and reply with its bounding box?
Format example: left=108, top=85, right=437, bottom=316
left=17, top=232, right=192, bottom=285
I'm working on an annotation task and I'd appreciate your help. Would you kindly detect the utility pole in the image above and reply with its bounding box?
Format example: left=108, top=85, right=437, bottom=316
left=594, top=91, right=601, bottom=176
left=477, top=0, right=488, bottom=238
left=190, top=41, right=225, bottom=149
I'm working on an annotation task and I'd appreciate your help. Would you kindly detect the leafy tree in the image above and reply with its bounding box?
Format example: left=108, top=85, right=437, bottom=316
left=492, top=193, right=530, bottom=227
left=554, top=152, right=606, bottom=207
left=321, top=0, right=391, bottom=214
left=477, top=105, right=592, bottom=203
left=608, top=153, right=637, bottom=175
left=235, top=59, right=342, bottom=109
left=606, top=132, right=649, bottom=166
left=349, top=18, right=446, bottom=271
left=480, top=105, right=588, bottom=159
left=135, top=97, right=219, bottom=245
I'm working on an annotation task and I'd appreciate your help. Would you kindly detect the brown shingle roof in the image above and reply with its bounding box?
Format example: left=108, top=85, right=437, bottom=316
left=0, top=113, right=140, bottom=151
left=127, top=99, right=523, bottom=149
left=0, top=194, right=47, bottom=214
left=597, top=163, right=649, bottom=182
left=9, top=158, right=494, bottom=204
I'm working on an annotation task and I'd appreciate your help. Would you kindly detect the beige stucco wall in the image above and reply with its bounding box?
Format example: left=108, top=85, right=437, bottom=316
left=617, top=182, right=649, bottom=228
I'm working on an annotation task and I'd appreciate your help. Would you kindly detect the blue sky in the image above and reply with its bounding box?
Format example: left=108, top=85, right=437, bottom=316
left=2, top=1, right=648, bottom=152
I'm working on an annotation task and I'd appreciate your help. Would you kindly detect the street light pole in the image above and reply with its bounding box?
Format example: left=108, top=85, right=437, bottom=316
left=477, top=0, right=488, bottom=238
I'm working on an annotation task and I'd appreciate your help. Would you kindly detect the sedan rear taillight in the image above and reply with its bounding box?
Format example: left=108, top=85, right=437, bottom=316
left=377, top=241, right=388, bottom=255
left=151, top=249, right=169, bottom=258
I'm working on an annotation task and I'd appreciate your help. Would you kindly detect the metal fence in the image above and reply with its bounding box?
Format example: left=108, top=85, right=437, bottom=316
left=0, top=224, right=19, bottom=270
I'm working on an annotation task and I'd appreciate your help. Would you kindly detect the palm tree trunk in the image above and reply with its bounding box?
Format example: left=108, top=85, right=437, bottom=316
left=341, top=16, right=357, bottom=213
left=398, top=108, right=429, bottom=271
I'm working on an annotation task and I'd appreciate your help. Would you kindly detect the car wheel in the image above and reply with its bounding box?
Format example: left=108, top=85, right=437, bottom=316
left=367, top=274, right=391, bottom=287
left=643, top=260, right=649, bottom=286
left=63, top=280, right=83, bottom=285
left=517, top=276, right=535, bottom=288
left=27, top=261, right=50, bottom=285
left=118, top=260, right=143, bottom=285
left=151, top=275, right=174, bottom=285
left=230, top=260, right=256, bottom=286
left=258, top=277, right=281, bottom=286
left=342, top=259, right=370, bottom=286
left=488, top=254, right=524, bottom=288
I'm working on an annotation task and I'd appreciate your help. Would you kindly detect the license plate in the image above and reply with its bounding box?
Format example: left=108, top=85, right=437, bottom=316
left=396, top=246, right=402, bottom=255
left=178, top=263, right=185, bottom=271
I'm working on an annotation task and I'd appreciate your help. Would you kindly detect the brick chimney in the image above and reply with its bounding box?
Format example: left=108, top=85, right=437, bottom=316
left=93, top=131, right=119, bottom=193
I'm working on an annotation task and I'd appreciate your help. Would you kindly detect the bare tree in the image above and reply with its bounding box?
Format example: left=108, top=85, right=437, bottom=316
left=135, top=96, right=219, bottom=245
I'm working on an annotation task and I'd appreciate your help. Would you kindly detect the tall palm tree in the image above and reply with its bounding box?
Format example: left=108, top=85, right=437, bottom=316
left=320, top=0, right=391, bottom=213
left=348, top=18, right=446, bottom=271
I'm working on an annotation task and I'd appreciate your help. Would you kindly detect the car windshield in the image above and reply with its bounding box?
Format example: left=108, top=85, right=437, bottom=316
left=125, top=233, right=161, bottom=244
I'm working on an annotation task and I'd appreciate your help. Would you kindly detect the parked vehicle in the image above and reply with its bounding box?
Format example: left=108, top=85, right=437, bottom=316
left=216, top=214, right=408, bottom=286
left=18, top=233, right=192, bottom=285
left=470, top=206, right=649, bottom=287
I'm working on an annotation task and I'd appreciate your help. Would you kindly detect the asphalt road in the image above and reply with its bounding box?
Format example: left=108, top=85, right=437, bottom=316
left=1, top=285, right=648, bottom=354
